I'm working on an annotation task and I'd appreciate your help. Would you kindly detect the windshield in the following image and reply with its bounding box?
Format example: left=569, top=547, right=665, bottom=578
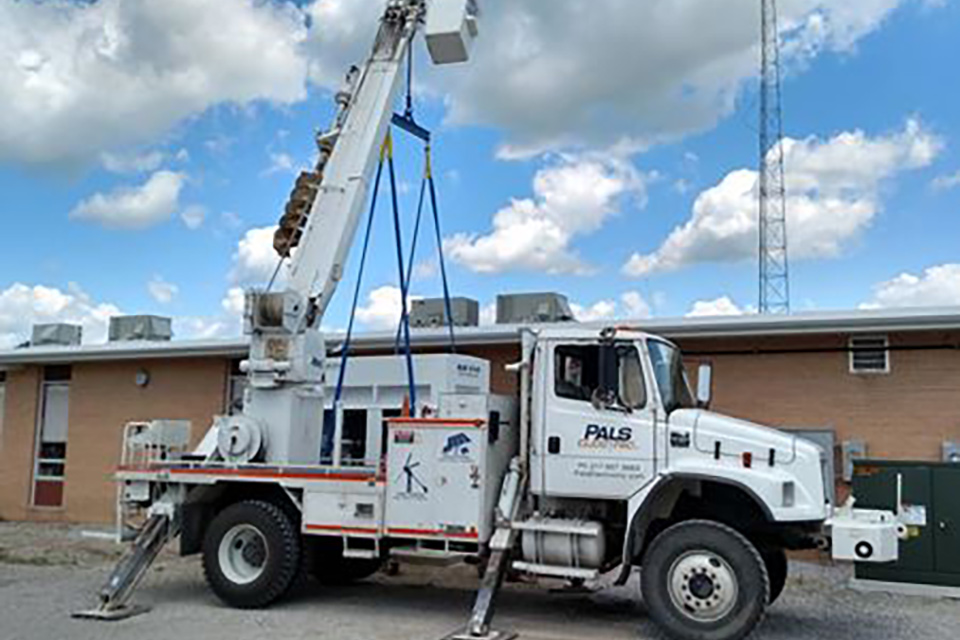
left=647, top=339, right=695, bottom=413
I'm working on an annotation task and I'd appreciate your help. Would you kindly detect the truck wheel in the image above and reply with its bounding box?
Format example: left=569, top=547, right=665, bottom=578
left=761, top=547, right=788, bottom=605
left=202, top=500, right=301, bottom=608
left=640, top=520, right=769, bottom=640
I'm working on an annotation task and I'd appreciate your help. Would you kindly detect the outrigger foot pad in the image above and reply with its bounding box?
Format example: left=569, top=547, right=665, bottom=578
left=72, top=604, right=151, bottom=621
left=441, top=629, right=517, bottom=640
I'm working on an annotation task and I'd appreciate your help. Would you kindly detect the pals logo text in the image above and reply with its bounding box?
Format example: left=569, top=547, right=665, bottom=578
left=579, top=424, right=637, bottom=451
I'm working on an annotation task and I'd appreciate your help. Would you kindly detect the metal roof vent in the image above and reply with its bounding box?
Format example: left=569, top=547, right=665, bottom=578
left=496, top=293, right=576, bottom=325
left=409, top=298, right=480, bottom=328
left=31, top=324, right=83, bottom=347
left=109, top=316, right=173, bottom=342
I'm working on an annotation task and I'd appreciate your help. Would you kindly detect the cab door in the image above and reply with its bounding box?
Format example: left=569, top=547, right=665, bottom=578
left=541, top=341, right=657, bottom=499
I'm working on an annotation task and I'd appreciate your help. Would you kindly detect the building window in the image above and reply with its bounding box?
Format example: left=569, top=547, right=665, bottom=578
left=33, top=366, right=71, bottom=508
left=849, top=336, right=890, bottom=374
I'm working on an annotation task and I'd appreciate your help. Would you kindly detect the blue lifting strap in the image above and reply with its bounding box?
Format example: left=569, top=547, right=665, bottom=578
left=395, top=144, right=458, bottom=353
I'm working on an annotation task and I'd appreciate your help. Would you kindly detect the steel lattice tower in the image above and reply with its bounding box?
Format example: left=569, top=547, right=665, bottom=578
left=758, top=0, right=790, bottom=314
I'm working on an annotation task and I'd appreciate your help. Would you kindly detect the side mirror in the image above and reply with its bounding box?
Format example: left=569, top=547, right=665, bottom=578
left=696, top=362, right=713, bottom=410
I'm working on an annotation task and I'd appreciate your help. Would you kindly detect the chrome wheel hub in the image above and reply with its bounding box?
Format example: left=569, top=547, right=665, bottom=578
left=668, top=551, right=739, bottom=622
left=219, top=524, right=268, bottom=585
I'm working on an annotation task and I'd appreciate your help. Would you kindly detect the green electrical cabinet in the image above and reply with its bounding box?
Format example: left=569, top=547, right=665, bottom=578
left=852, top=460, right=960, bottom=595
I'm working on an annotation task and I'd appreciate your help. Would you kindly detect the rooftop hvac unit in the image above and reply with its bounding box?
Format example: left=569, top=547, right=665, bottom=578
left=31, top=324, right=83, bottom=347
left=109, top=316, right=173, bottom=343
left=409, top=298, right=479, bottom=329
left=496, top=293, right=576, bottom=325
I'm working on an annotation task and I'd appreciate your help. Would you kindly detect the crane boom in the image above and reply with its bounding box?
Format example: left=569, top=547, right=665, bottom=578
left=234, top=0, right=479, bottom=468
left=289, top=4, right=417, bottom=319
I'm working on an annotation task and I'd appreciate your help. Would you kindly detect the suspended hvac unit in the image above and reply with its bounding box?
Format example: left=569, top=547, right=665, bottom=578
left=31, top=324, right=82, bottom=347
left=109, top=316, right=173, bottom=343
left=496, top=293, right=575, bottom=325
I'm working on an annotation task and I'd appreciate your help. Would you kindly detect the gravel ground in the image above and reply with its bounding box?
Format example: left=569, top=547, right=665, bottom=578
left=1, top=522, right=957, bottom=640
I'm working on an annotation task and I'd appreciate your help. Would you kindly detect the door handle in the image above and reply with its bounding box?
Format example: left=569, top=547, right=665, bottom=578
left=939, top=521, right=949, bottom=532
left=548, top=436, right=561, bottom=455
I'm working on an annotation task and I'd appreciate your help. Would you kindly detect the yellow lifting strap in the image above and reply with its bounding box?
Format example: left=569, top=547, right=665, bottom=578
left=380, top=130, right=394, bottom=162
left=424, top=144, right=433, bottom=180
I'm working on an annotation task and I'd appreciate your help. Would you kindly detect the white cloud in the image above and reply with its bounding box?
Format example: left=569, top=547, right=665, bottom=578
left=931, top=170, right=960, bottom=191
left=301, top=0, right=385, bottom=89
left=686, top=296, right=747, bottom=318
left=862, top=264, right=960, bottom=309
left=147, top=276, right=179, bottom=305
left=0, top=0, right=309, bottom=167
left=625, top=120, right=942, bottom=276
left=70, top=170, right=186, bottom=230
left=220, top=211, right=243, bottom=230
left=1, top=1, right=928, bottom=168
left=262, top=152, right=297, bottom=177
left=433, top=0, right=915, bottom=158
left=0, top=282, right=120, bottom=349
left=571, top=300, right=618, bottom=323
left=479, top=302, right=497, bottom=326
left=621, top=291, right=653, bottom=319
left=446, top=156, right=646, bottom=275
left=355, top=285, right=422, bottom=332
left=412, top=259, right=438, bottom=281
left=180, top=204, right=207, bottom=230
left=174, top=287, right=246, bottom=340
left=100, top=149, right=166, bottom=174
left=571, top=291, right=652, bottom=323
left=222, top=287, right=247, bottom=317
left=230, top=226, right=284, bottom=285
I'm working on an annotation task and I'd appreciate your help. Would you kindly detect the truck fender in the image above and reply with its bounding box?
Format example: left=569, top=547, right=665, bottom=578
left=613, top=473, right=774, bottom=586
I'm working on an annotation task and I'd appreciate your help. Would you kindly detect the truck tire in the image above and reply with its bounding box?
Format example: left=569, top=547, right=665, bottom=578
left=760, top=547, right=787, bottom=605
left=640, top=520, right=769, bottom=640
left=202, top=500, right=301, bottom=608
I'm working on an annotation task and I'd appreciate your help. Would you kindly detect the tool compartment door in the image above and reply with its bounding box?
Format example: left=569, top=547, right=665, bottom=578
left=384, top=420, right=484, bottom=540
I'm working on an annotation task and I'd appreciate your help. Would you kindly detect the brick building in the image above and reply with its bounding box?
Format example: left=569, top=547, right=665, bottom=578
left=1, top=307, right=959, bottom=524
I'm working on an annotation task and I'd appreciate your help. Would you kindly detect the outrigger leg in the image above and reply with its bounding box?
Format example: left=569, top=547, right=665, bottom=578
left=73, top=513, right=176, bottom=621
left=444, top=462, right=523, bottom=640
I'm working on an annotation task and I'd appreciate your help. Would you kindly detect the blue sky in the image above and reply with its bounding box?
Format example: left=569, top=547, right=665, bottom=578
left=0, top=0, right=958, bottom=347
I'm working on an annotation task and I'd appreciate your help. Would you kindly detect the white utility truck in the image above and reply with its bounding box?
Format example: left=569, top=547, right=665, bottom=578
left=76, top=2, right=914, bottom=640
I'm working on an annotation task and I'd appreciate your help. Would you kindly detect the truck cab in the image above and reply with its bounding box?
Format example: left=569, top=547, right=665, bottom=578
left=530, top=326, right=828, bottom=525
left=512, top=327, right=834, bottom=638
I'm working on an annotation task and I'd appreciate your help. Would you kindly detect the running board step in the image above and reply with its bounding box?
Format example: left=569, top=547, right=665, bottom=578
left=390, top=547, right=470, bottom=566
left=511, top=561, right=599, bottom=581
